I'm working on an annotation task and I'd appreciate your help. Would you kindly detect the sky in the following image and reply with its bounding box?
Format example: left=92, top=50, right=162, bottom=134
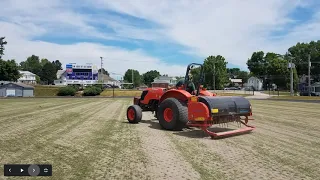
left=1, top=0, right=320, bottom=78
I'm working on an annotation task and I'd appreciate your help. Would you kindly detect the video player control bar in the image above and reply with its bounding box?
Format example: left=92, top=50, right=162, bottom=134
left=4, top=164, right=52, bottom=176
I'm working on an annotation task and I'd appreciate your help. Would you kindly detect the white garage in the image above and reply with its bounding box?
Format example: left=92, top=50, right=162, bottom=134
left=6, top=89, right=16, bottom=96
left=0, top=82, right=34, bottom=97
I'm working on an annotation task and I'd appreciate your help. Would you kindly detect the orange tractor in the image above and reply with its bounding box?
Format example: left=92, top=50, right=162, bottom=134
left=126, top=63, right=255, bottom=138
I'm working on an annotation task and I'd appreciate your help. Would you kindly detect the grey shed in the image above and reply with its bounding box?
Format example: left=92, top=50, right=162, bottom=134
left=0, top=82, right=34, bottom=97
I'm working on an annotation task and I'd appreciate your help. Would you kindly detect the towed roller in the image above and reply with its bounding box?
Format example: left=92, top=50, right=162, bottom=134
left=187, top=96, right=255, bottom=138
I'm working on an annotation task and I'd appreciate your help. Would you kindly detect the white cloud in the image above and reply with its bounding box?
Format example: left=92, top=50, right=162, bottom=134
left=0, top=23, right=186, bottom=76
left=1, top=0, right=320, bottom=77
left=93, top=0, right=320, bottom=68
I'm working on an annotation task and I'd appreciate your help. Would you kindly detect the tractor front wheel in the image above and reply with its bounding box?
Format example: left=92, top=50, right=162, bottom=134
left=158, top=98, right=188, bottom=130
left=127, top=105, right=142, bottom=124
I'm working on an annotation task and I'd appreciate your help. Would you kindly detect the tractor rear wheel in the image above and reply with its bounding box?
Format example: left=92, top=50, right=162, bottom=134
left=127, top=105, right=142, bottom=124
left=158, top=98, right=188, bottom=130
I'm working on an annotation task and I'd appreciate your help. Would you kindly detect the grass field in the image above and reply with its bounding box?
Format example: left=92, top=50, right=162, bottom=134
left=271, top=95, right=320, bottom=100
left=0, top=98, right=319, bottom=180
left=100, top=89, right=251, bottom=97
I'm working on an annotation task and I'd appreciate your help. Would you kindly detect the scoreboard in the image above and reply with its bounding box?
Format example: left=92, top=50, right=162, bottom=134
left=65, top=63, right=98, bottom=81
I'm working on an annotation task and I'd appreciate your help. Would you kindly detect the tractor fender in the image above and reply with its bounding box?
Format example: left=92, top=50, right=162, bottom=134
left=199, top=90, right=215, bottom=96
left=159, top=89, right=192, bottom=103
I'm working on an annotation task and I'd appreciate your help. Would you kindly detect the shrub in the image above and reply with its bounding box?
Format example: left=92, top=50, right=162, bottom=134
left=57, top=86, right=77, bottom=96
left=83, top=86, right=103, bottom=96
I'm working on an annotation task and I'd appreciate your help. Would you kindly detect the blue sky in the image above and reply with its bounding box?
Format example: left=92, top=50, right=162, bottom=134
left=1, top=0, right=320, bottom=77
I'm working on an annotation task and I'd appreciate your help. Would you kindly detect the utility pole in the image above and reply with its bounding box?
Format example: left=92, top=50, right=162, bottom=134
left=100, top=57, right=103, bottom=84
left=308, top=54, right=311, bottom=96
left=132, top=69, right=134, bottom=88
left=212, top=62, right=216, bottom=90
left=289, top=57, right=294, bottom=96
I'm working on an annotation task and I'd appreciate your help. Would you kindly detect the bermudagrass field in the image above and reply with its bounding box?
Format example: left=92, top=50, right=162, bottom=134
left=0, top=98, right=319, bottom=180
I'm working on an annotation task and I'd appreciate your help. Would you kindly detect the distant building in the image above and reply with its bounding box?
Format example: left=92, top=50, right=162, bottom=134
left=18, top=71, right=36, bottom=84
left=247, top=76, right=263, bottom=91
left=54, top=69, right=121, bottom=86
left=152, top=76, right=177, bottom=88
left=229, top=78, right=243, bottom=87
left=0, top=82, right=34, bottom=97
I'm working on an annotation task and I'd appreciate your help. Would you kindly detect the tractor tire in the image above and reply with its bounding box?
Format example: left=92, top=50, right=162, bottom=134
left=158, top=98, right=188, bottom=131
left=127, top=105, right=142, bottom=124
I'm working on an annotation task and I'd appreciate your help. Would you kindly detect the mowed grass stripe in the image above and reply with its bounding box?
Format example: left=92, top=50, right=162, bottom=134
left=0, top=99, right=54, bottom=114
left=0, top=99, right=110, bottom=157
left=251, top=100, right=320, bottom=112
left=48, top=99, right=124, bottom=180
left=237, top=101, right=320, bottom=179
left=0, top=99, right=102, bottom=139
left=0, top=98, right=88, bottom=122
left=0, top=99, right=75, bottom=119
left=0, top=99, right=122, bottom=180
left=87, top=99, right=150, bottom=180
left=166, top=132, right=227, bottom=180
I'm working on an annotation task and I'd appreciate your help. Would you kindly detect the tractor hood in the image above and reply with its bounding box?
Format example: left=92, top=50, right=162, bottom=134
left=198, top=96, right=252, bottom=116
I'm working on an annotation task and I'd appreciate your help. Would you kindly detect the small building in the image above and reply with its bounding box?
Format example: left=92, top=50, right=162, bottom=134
left=229, top=78, right=243, bottom=87
left=247, top=76, right=263, bottom=91
left=18, top=71, right=37, bottom=84
left=0, top=82, right=34, bottom=97
left=152, top=76, right=177, bottom=88
left=54, top=70, right=68, bottom=85
left=300, top=82, right=320, bottom=96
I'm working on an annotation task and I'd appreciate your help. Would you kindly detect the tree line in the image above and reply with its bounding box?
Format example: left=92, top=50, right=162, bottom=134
left=121, top=55, right=249, bottom=90
left=1, top=35, right=319, bottom=90
left=122, top=40, right=320, bottom=90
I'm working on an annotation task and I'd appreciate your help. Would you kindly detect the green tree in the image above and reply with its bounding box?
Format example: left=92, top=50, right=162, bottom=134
left=0, top=59, right=21, bottom=81
left=98, top=68, right=109, bottom=76
left=0, top=37, right=8, bottom=59
left=203, top=55, right=229, bottom=89
left=40, top=58, right=50, bottom=66
left=39, top=62, right=56, bottom=84
left=247, top=51, right=289, bottom=89
left=142, top=70, right=160, bottom=87
left=237, top=71, right=249, bottom=84
left=123, top=69, right=142, bottom=87
left=190, top=66, right=202, bottom=87
left=20, top=55, right=42, bottom=75
left=266, top=53, right=290, bottom=89
left=52, top=60, right=62, bottom=71
left=35, top=75, right=41, bottom=84
left=246, top=51, right=268, bottom=77
left=227, top=68, right=240, bottom=78
left=288, top=40, right=320, bottom=81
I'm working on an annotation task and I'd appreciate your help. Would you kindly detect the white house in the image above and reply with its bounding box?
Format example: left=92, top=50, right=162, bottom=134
left=229, top=78, right=243, bottom=87
left=53, top=70, right=68, bottom=85
left=152, top=76, right=177, bottom=88
left=18, top=71, right=36, bottom=84
left=247, top=76, right=263, bottom=91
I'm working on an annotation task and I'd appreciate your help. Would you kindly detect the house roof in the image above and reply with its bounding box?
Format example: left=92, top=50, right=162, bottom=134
left=19, top=70, right=35, bottom=75
left=100, top=74, right=117, bottom=82
left=152, top=80, right=170, bottom=84
left=1, top=82, right=34, bottom=89
left=312, top=82, right=320, bottom=86
left=154, top=76, right=176, bottom=81
left=248, top=76, right=263, bottom=82
left=56, top=70, right=66, bottom=79
left=230, top=79, right=242, bottom=83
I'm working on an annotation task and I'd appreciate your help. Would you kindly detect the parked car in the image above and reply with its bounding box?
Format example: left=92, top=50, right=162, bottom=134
left=224, top=87, right=241, bottom=90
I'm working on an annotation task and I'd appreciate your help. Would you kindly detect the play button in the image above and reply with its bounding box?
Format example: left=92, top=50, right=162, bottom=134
left=28, top=165, right=40, bottom=176
left=20, top=169, right=24, bottom=172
